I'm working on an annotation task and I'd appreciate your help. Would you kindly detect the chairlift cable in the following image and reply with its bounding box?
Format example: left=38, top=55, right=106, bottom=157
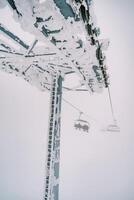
left=107, top=86, right=116, bottom=122
left=63, top=97, right=102, bottom=125
left=63, top=98, right=81, bottom=113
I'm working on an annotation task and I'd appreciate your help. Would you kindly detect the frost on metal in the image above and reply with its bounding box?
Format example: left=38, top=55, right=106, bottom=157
left=0, top=0, right=109, bottom=92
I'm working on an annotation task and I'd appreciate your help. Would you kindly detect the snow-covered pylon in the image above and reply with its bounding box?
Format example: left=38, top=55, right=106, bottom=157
left=0, top=1, right=110, bottom=200
left=44, top=73, right=62, bottom=200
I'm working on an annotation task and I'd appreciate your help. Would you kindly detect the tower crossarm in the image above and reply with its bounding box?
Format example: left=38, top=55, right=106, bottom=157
left=1, top=0, right=109, bottom=93
left=0, top=51, right=74, bottom=91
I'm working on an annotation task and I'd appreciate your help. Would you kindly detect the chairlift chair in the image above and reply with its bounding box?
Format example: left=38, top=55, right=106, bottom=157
left=74, top=112, right=90, bottom=132
left=106, top=120, right=120, bottom=132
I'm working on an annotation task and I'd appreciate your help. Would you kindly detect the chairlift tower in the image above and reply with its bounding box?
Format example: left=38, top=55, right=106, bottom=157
left=0, top=0, right=111, bottom=199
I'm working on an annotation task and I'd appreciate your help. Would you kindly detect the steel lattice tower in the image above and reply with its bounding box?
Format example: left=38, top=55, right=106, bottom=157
left=0, top=1, right=110, bottom=199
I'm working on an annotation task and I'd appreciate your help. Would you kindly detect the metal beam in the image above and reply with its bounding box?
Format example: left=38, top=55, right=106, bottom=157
left=0, top=23, right=29, bottom=49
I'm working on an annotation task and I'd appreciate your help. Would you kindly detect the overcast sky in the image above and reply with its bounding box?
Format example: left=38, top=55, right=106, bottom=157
left=0, top=0, right=134, bottom=200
